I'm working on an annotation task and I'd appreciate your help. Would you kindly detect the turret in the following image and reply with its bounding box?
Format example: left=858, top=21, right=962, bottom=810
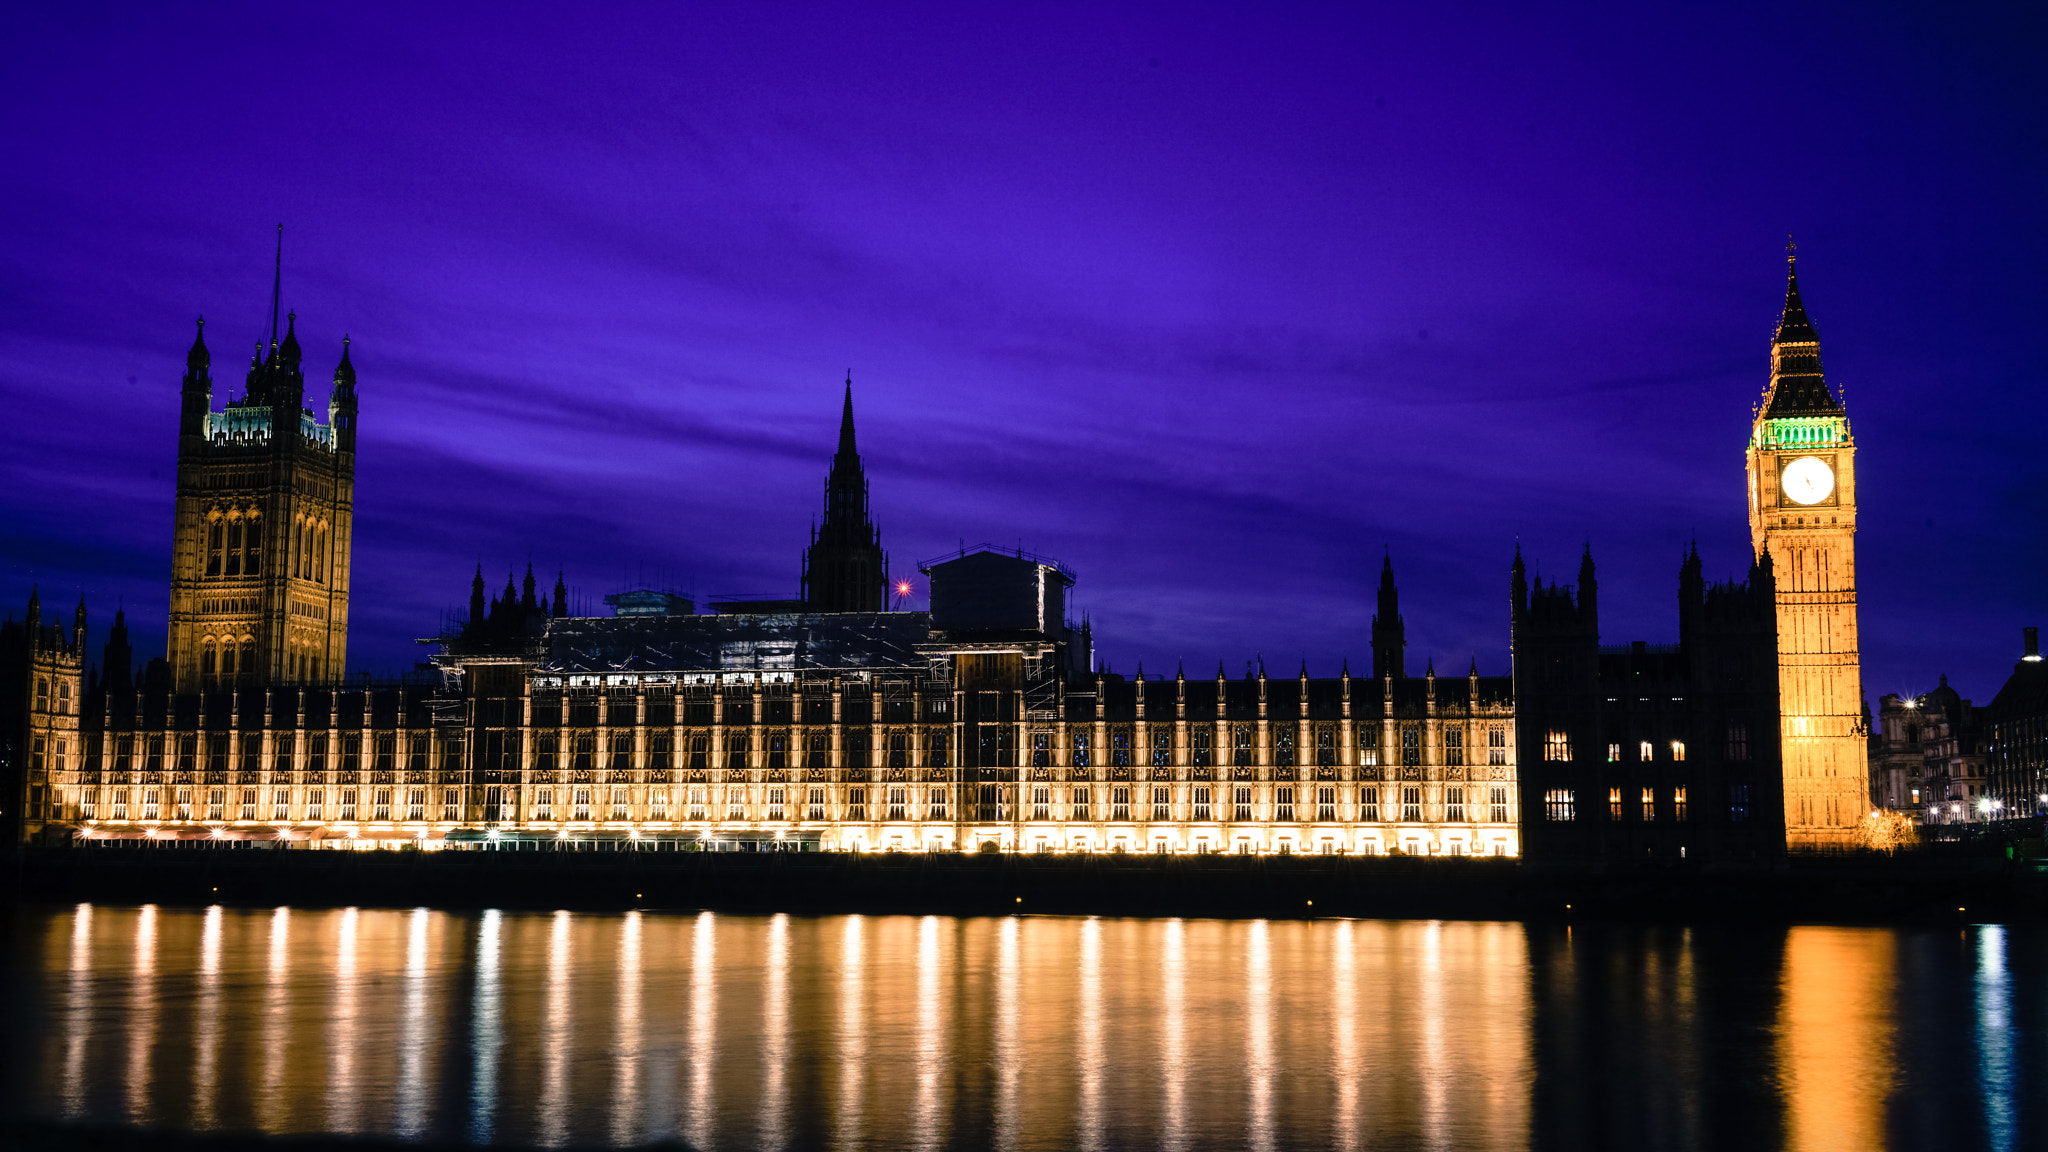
left=521, top=563, right=539, bottom=612
left=180, top=317, right=212, bottom=438
left=469, top=566, right=487, bottom=631
left=1511, top=545, right=1528, bottom=622
left=102, top=607, right=133, bottom=692
left=72, top=595, right=87, bottom=655
left=552, top=571, right=568, bottom=618
left=1577, top=545, right=1599, bottom=636
left=330, top=336, right=358, bottom=452
left=1371, top=552, right=1405, bottom=679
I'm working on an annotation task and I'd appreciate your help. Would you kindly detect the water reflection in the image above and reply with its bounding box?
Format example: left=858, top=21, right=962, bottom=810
left=259, top=907, right=290, bottom=1131
left=1245, top=918, right=1273, bottom=1152
left=59, top=903, right=91, bottom=1118
left=1778, top=928, right=1895, bottom=1152
left=1160, top=918, right=1187, bottom=1152
left=994, top=916, right=1021, bottom=1152
left=125, top=903, right=156, bottom=1124
left=834, top=915, right=864, bottom=1152
left=1976, top=926, right=2014, bottom=1152
left=683, top=911, right=715, bottom=1151
left=470, top=908, right=503, bottom=1144
left=193, top=906, right=222, bottom=1127
left=325, top=907, right=359, bottom=1131
left=17, top=908, right=2043, bottom=1150
left=914, top=915, right=944, bottom=1151
left=1332, top=919, right=1359, bottom=1152
left=614, top=910, right=643, bottom=1147
left=1077, top=917, right=1104, bottom=1152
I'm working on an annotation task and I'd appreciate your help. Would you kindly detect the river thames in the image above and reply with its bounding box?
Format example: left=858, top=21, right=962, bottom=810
left=4, top=905, right=2040, bottom=1150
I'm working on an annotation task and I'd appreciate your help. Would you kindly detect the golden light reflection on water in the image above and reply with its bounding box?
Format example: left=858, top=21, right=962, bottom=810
left=31, top=907, right=2035, bottom=1150
left=1777, top=927, right=1897, bottom=1152
left=258, top=906, right=290, bottom=1131
left=833, top=915, right=863, bottom=1152
left=125, top=903, right=155, bottom=1125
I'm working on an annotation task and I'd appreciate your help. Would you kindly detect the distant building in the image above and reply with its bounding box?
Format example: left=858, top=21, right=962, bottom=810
left=1871, top=681, right=1991, bottom=825
left=1512, top=545, right=1787, bottom=869
left=1985, top=627, right=2048, bottom=821
left=1868, top=694, right=1930, bottom=815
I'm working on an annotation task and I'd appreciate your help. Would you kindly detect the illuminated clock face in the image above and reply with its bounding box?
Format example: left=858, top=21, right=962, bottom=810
left=1780, top=456, right=1834, bottom=505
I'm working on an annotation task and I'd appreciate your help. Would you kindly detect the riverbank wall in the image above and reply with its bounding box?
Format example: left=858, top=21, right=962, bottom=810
left=7, top=845, right=2045, bottom=922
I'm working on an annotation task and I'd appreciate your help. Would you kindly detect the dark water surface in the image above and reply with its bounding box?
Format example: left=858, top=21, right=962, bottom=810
left=4, top=905, right=2042, bottom=1150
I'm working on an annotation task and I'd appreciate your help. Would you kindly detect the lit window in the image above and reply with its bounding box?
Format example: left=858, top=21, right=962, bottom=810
left=1401, top=787, right=1422, bottom=823
left=1446, top=787, right=1466, bottom=823
left=1152, top=786, right=1171, bottom=822
left=1641, top=787, right=1655, bottom=822
left=1361, top=786, right=1380, bottom=822
left=766, top=787, right=785, bottom=822
left=1071, top=787, right=1090, bottom=821
left=1670, top=740, right=1686, bottom=762
left=1233, top=786, right=1253, bottom=822
left=1490, top=786, right=1509, bottom=823
left=1543, top=789, right=1574, bottom=821
left=1316, top=786, right=1337, bottom=823
left=1545, top=732, right=1572, bottom=762
left=1192, top=786, right=1212, bottom=822
left=1608, top=787, right=1623, bottom=821
left=1639, top=741, right=1654, bottom=762
left=1031, top=787, right=1051, bottom=822
left=1674, top=787, right=1688, bottom=822
left=1112, top=786, right=1132, bottom=821
left=1274, top=786, right=1295, bottom=823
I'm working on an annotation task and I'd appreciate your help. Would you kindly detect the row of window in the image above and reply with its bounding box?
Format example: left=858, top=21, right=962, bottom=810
left=81, top=786, right=457, bottom=824
left=32, top=677, right=74, bottom=714
left=101, top=732, right=461, bottom=776
left=1542, top=784, right=1751, bottom=823
left=197, top=644, right=326, bottom=684
left=202, top=519, right=332, bottom=583
left=1544, top=726, right=1751, bottom=764
left=82, top=725, right=1526, bottom=776
left=73, top=783, right=1519, bottom=826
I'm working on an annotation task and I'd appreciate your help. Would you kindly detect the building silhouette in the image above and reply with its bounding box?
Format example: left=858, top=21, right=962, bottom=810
left=1512, top=545, right=1787, bottom=867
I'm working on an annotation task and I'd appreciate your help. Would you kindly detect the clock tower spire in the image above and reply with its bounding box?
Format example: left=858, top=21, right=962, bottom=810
left=1745, top=247, right=1868, bottom=850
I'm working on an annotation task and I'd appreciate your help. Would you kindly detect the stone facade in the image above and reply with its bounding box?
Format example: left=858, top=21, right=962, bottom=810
left=166, top=314, right=356, bottom=693
left=1745, top=254, right=1870, bottom=849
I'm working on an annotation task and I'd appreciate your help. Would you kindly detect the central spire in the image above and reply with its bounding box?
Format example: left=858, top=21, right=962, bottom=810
left=1762, top=244, right=1840, bottom=417
left=837, top=371, right=858, bottom=459
left=804, top=374, right=887, bottom=612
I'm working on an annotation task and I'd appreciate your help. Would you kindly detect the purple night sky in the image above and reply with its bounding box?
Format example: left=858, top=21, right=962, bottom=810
left=2, top=4, right=2042, bottom=702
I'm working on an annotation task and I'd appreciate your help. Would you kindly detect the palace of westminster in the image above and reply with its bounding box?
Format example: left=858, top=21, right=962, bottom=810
left=3, top=257, right=1923, bottom=866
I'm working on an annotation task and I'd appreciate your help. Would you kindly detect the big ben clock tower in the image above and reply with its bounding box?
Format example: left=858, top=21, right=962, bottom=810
left=1746, top=248, right=1868, bottom=849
